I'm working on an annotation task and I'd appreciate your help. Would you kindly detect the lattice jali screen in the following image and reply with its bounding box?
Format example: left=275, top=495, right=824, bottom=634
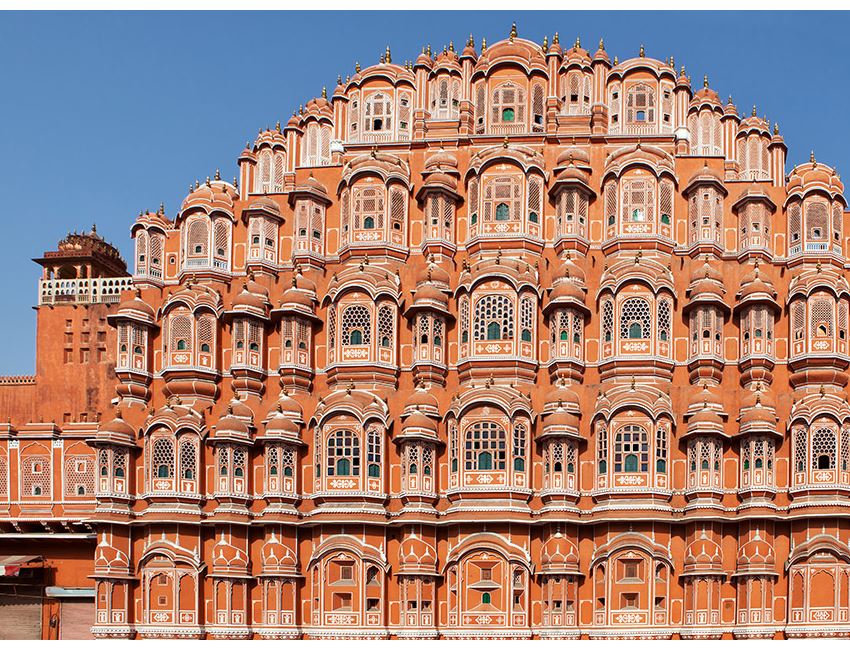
left=64, top=454, right=95, bottom=497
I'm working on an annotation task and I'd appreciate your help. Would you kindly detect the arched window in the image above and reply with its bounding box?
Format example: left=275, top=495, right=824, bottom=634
left=621, top=177, right=655, bottom=226
left=377, top=305, right=394, bottom=350
left=178, top=437, right=197, bottom=482
left=186, top=218, right=209, bottom=259
left=352, top=185, right=384, bottom=234
left=491, top=82, right=525, bottom=128
left=364, top=92, right=393, bottom=134
left=602, top=299, right=614, bottom=343
left=474, top=295, right=514, bottom=342
left=152, top=438, right=174, bottom=480
left=513, top=423, right=527, bottom=472
left=626, top=83, right=655, bottom=128
left=620, top=298, right=652, bottom=340
left=327, top=430, right=360, bottom=477
left=341, top=304, right=371, bottom=346
left=614, top=425, right=648, bottom=473
left=464, top=422, right=507, bottom=471
left=811, top=427, right=836, bottom=470
left=367, top=427, right=382, bottom=478
left=481, top=174, right=522, bottom=227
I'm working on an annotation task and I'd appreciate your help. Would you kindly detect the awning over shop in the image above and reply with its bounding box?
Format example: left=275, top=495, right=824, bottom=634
left=0, top=556, right=41, bottom=577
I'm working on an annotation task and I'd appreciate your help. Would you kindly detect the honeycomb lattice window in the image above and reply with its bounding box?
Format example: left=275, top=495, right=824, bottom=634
left=187, top=218, right=209, bottom=257
left=620, top=297, right=652, bottom=340
left=482, top=175, right=522, bottom=224
left=341, top=304, right=372, bottom=346
left=602, top=299, right=614, bottom=343
left=151, top=437, right=174, bottom=481
left=811, top=427, right=836, bottom=470
left=520, top=295, right=535, bottom=341
left=655, top=427, right=668, bottom=472
left=794, top=427, right=807, bottom=473
left=459, top=296, right=470, bottom=344
left=364, top=92, right=393, bottom=133
left=377, top=305, right=394, bottom=348
left=622, top=178, right=654, bottom=224
left=658, top=298, right=672, bottom=343
left=810, top=297, right=834, bottom=338
left=196, top=314, right=215, bottom=356
left=626, top=83, right=655, bottom=125
left=464, top=421, right=507, bottom=471
left=806, top=200, right=829, bottom=241
left=597, top=424, right=608, bottom=472
left=178, top=437, right=198, bottom=482
left=491, top=82, right=526, bottom=126
left=474, top=294, right=514, bottom=341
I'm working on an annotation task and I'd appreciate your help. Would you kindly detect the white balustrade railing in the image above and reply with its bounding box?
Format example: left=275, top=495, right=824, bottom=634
left=39, top=276, right=133, bottom=306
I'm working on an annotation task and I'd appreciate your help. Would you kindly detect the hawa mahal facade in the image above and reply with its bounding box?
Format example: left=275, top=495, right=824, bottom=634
left=1, top=25, right=850, bottom=640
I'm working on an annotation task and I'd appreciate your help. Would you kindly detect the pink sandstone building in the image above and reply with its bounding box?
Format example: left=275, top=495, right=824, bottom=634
left=1, top=25, right=849, bottom=640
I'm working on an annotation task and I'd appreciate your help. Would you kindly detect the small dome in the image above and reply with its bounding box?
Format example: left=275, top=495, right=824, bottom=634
left=215, top=410, right=252, bottom=440
left=398, top=533, right=438, bottom=574
left=212, top=533, right=249, bottom=573
left=424, top=149, right=459, bottom=170
left=180, top=179, right=237, bottom=215
left=737, top=534, right=775, bottom=568
left=247, top=196, right=282, bottom=216
left=549, top=280, right=586, bottom=304
left=98, top=411, right=135, bottom=442
left=542, top=409, right=580, bottom=430
left=117, top=289, right=155, bottom=321
left=544, top=382, right=580, bottom=411
left=416, top=259, right=451, bottom=289
left=292, top=269, right=318, bottom=295
left=555, top=147, right=591, bottom=169
left=402, top=410, right=438, bottom=436
left=540, top=532, right=580, bottom=574
left=737, top=262, right=778, bottom=304
left=262, top=532, right=298, bottom=575
left=684, top=533, right=723, bottom=573
left=553, top=255, right=586, bottom=284
left=264, top=408, right=301, bottom=437
left=412, top=283, right=449, bottom=307
left=403, top=388, right=440, bottom=418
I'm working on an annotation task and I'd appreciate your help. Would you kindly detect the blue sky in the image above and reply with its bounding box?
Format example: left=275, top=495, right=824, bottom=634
left=0, top=11, right=848, bottom=374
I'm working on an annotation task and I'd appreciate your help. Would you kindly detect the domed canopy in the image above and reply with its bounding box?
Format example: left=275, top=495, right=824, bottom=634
left=261, top=532, right=299, bottom=577
left=539, top=532, right=581, bottom=575
left=684, top=259, right=729, bottom=313
left=786, top=157, right=845, bottom=204
left=245, top=196, right=282, bottom=218
left=398, top=533, right=438, bottom=575
left=211, top=532, right=249, bottom=578
left=402, top=387, right=441, bottom=419
left=735, top=261, right=779, bottom=312
left=397, top=408, right=439, bottom=443
left=96, top=408, right=137, bottom=447
left=111, top=288, right=156, bottom=326
left=736, top=532, right=776, bottom=576
left=179, top=178, right=238, bottom=219
left=228, top=276, right=272, bottom=320
left=683, top=532, right=724, bottom=576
